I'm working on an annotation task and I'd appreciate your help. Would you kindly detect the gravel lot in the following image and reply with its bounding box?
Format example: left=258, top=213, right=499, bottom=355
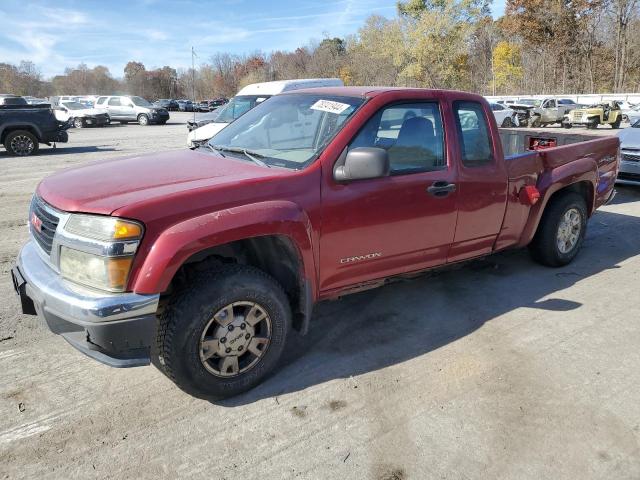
left=1, top=113, right=639, bottom=479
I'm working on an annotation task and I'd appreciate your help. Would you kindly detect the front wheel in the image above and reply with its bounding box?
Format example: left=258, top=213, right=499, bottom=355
left=586, top=118, right=599, bottom=129
left=530, top=116, right=541, bottom=128
left=529, top=192, right=587, bottom=267
left=502, top=117, right=514, bottom=128
left=73, top=117, right=84, bottom=128
left=155, top=265, right=291, bottom=399
left=4, top=130, right=39, bottom=156
left=563, top=122, right=572, bottom=129
left=137, top=114, right=149, bottom=126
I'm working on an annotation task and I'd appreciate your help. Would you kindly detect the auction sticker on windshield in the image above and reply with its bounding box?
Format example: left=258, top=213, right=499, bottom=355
left=310, top=99, right=351, bottom=114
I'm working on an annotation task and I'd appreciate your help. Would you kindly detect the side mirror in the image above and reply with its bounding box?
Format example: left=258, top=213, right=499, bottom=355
left=334, top=147, right=390, bottom=182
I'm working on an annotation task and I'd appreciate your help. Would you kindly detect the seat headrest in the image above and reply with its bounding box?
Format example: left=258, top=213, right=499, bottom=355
left=395, top=116, right=434, bottom=147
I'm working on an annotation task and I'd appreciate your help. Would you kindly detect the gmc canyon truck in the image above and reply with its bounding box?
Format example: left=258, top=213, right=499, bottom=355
left=12, top=88, right=619, bottom=398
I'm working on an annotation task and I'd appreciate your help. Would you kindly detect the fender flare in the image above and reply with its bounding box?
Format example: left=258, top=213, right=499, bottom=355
left=0, top=121, right=44, bottom=142
left=518, top=157, right=597, bottom=247
left=130, top=200, right=317, bottom=296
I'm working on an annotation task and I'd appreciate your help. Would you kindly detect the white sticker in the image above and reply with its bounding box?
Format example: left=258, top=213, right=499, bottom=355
left=310, top=99, right=351, bottom=114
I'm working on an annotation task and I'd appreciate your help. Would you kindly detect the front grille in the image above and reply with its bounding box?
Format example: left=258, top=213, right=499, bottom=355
left=622, top=152, right=640, bottom=162
left=29, top=196, right=60, bottom=255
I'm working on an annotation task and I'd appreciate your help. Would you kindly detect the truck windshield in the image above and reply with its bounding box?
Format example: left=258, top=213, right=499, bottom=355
left=209, top=94, right=364, bottom=169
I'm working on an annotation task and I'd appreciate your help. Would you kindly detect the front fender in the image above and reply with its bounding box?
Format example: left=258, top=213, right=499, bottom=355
left=130, top=200, right=316, bottom=295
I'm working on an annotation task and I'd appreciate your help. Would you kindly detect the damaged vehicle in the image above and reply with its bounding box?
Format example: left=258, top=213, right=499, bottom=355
left=12, top=88, right=619, bottom=398
left=529, top=98, right=582, bottom=127
left=563, top=101, right=623, bottom=129
left=490, top=102, right=519, bottom=127
left=53, top=101, right=110, bottom=128
left=1, top=95, right=70, bottom=156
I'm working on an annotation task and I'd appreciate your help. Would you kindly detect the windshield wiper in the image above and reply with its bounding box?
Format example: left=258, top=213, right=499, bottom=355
left=210, top=145, right=271, bottom=168
left=200, top=143, right=225, bottom=157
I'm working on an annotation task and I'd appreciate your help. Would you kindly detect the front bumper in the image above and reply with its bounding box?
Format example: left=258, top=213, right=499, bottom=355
left=617, top=154, right=640, bottom=185
left=12, top=241, right=160, bottom=367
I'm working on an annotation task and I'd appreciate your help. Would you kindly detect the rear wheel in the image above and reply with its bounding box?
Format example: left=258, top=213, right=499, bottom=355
left=611, top=117, right=621, bottom=129
left=4, top=130, right=39, bottom=156
left=529, top=192, right=587, bottom=267
left=155, top=264, right=291, bottom=399
left=138, top=114, right=149, bottom=126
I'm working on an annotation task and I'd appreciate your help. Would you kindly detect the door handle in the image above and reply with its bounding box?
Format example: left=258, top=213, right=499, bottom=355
left=427, top=181, right=456, bottom=197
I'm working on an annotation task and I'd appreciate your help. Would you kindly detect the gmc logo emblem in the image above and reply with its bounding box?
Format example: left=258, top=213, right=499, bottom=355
left=31, top=212, right=43, bottom=233
left=340, top=252, right=382, bottom=264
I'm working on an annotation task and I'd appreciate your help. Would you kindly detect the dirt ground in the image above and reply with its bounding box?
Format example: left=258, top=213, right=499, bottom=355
left=1, top=113, right=639, bottom=479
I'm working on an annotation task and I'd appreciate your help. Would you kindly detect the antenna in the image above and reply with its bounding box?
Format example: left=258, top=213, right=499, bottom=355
left=192, top=46, right=197, bottom=124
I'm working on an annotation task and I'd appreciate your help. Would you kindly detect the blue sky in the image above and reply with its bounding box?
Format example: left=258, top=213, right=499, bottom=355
left=0, top=0, right=507, bottom=78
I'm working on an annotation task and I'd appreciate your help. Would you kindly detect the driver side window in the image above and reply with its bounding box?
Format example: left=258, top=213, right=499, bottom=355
left=349, top=102, right=446, bottom=175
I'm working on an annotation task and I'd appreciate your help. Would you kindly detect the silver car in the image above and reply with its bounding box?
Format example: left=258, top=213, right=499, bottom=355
left=617, top=120, right=640, bottom=185
left=94, top=95, right=169, bottom=125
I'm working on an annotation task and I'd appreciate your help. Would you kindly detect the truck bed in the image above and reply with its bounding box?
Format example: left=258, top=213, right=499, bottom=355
left=495, top=128, right=620, bottom=250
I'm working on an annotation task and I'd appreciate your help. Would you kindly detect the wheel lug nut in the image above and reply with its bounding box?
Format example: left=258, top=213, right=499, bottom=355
left=220, top=337, right=226, bottom=344
left=245, top=333, right=251, bottom=339
left=225, top=347, right=231, bottom=353
left=228, top=325, right=234, bottom=331
left=238, top=346, right=243, bottom=352
left=240, top=323, right=246, bottom=330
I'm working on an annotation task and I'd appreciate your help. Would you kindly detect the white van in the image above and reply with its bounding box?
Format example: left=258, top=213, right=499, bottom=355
left=187, top=78, right=343, bottom=148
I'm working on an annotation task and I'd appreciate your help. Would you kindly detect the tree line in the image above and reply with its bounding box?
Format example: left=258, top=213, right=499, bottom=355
left=1, top=0, right=639, bottom=100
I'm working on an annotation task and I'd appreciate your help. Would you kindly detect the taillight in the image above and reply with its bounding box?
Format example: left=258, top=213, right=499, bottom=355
left=519, top=185, right=541, bottom=205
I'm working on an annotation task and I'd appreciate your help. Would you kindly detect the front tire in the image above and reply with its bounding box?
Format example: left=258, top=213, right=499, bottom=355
left=587, top=118, right=599, bottom=129
left=529, top=192, right=587, bottom=267
left=156, top=265, right=292, bottom=399
left=138, top=114, right=149, bottom=126
left=4, top=130, right=39, bottom=156
left=502, top=117, right=514, bottom=128
left=73, top=117, right=84, bottom=128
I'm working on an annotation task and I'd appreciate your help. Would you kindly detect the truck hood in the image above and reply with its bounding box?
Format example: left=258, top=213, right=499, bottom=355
left=37, top=149, right=283, bottom=215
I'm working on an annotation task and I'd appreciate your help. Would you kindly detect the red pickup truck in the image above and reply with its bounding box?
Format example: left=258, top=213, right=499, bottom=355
left=12, top=87, right=619, bottom=398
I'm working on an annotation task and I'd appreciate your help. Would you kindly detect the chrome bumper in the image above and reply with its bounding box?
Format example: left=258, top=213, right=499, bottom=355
left=13, top=241, right=160, bottom=367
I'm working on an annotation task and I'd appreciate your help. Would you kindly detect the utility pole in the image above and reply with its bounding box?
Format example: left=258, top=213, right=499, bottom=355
left=192, top=46, right=197, bottom=124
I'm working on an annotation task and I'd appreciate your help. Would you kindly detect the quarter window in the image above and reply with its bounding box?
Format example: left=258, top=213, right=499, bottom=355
left=349, top=102, right=446, bottom=174
left=108, top=97, right=121, bottom=106
left=453, top=101, right=493, bottom=167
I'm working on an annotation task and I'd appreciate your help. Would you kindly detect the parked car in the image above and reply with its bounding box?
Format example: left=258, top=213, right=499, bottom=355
left=12, top=87, right=619, bottom=398
left=208, top=98, right=227, bottom=109
left=95, top=95, right=169, bottom=125
left=153, top=99, right=180, bottom=111
left=53, top=101, right=110, bottom=128
left=186, top=109, right=222, bottom=132
left=622, top=104, right=640, bottom=124
left=616, top=118, right=640, bottom=185
left=1, top=98, right=70, bottom=155
left=489, top=102, right=519, bottom=127
left=529, top=98, right=583, bottom=127
left=196, top=101, right=210, bottom=112
left=177, top=100, right=194, bottom=112
left=563, top=101, right=623, bottom=129
left=187, top=78, right=344, bottom=147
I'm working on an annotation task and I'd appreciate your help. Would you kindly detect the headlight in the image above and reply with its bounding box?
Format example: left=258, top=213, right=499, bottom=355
left=60, top=247, right=134, bottom=292
left=65, top=214, right=142, bottom=241
left=61, top=214, right=143, bottom=292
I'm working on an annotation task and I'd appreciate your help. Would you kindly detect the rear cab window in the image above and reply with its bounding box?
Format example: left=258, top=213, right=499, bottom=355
left=453, top=101, right=494, bottom=167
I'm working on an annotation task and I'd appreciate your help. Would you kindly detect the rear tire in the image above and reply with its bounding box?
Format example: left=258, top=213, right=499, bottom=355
left=4, top=130, right=39, bottom=156
left=611, top=117, right=621, bottom=129
left=529, top=192, right=587, bottom=267
left=155, top=264, right=292, bottom=399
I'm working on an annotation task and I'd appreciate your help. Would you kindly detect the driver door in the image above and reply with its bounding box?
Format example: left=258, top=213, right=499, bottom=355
left=319, top=101, right=459, bottom=292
